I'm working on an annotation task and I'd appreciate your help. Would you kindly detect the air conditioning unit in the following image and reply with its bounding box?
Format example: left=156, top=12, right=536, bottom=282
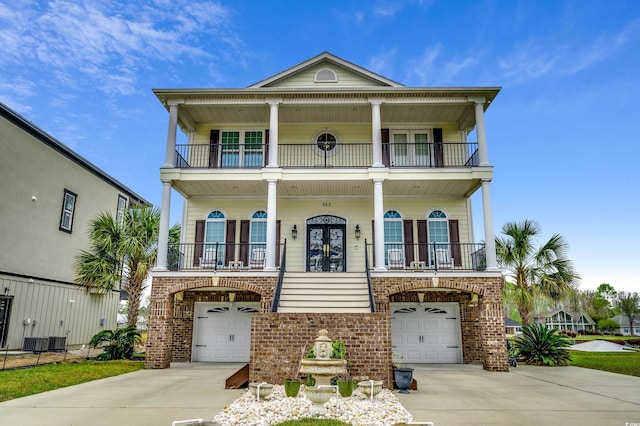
left=22, top=337, right=50, bottom=352
left=48, top=336, right=67, bottom=352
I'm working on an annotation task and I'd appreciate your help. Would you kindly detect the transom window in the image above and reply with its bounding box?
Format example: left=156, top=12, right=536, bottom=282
left=59, top=189, right=77, bottom=233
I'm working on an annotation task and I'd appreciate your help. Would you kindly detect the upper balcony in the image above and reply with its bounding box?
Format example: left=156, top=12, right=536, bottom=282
left=174, top=141, right=479, bottom=169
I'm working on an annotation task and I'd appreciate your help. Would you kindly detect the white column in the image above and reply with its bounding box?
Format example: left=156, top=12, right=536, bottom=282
left=481, top=179, right=498, bottom=271
left=370, top=99, right=384, bottom=167
left=474, top=100, right=490, bottom=166
left=155, top=180, right=172, bottom=271
left=267, top=101, right=279, bottom=167
left=265, top=179, right=277, bottom=270
left=373, top=178, right=386, bottom=271
left=164, top=102, right=179, bottom=167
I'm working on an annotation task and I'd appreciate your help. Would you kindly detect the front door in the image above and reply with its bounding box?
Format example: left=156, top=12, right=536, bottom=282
left=307, top=215, right=346, bottom=272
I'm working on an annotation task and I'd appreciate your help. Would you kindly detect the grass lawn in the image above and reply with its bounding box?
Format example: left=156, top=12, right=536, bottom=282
left=569, top=350, right=640, bottom=377
left=0, top=360, right=144, bottom=402
left=275, top=420, right=351, bottom=426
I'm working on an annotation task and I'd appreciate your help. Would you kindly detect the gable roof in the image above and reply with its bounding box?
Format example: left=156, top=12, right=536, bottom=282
left=248, top=51, right=404, bottom=88
left=0, top=102, right=149, bottom=206
left=536, top=309, right=595, bottom=324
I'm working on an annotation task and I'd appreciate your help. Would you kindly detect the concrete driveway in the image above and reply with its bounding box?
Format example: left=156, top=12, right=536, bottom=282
left=0, top=363, right=639, bottom=425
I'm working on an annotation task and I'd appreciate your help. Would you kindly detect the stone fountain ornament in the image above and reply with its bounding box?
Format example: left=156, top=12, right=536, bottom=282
left=299, top=329, right=348, bottom=413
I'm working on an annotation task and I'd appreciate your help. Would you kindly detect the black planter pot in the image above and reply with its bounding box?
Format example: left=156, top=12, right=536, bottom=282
left=393, top=368, right=414, bottom=394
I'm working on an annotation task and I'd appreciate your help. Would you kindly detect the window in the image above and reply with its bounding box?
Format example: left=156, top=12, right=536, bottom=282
left=116, top=195, right=128, bottom=224
left=314, top=68, right=338, bottom=83
left=384, top=210, right=403, bottom=265
left=59, top=189, right=77, bottom=233
left=250, top=211, right=267, bottom=249
left=428, top=210, right=450, bottom=265
left=312, top=129, right=341, bottom=158
left=204, top=210, right=226, bottom=264
left=220, top=130, right=263, bottom=168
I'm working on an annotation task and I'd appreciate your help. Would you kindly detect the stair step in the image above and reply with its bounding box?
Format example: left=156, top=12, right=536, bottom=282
left=277, top=307, right=372, bottom=313
left=280, top=295, right=368, bottom=302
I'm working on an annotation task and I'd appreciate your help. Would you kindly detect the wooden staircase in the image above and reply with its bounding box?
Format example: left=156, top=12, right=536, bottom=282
left=276, top=272, right=372, bottom=313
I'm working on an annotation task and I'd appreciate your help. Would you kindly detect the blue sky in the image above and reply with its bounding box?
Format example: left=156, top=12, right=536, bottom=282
left=2, top=0, right=639, bottom=292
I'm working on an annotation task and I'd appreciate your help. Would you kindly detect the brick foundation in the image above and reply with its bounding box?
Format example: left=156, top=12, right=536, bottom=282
left=251, top=313, right=392, bottom=388
left=146, top=273, right=509, bottom=373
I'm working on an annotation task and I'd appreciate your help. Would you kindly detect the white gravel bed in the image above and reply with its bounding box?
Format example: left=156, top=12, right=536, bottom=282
left=212, top=385, right=414, bottom=426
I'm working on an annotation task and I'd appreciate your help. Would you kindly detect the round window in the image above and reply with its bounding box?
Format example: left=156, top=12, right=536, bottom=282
left=316, top=132, right=337, bottom=151
left=311, top=129, right=341, bottom=158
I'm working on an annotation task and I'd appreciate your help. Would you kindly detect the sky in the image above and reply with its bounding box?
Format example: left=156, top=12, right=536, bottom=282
left=1, top=0, right=639, bottom=293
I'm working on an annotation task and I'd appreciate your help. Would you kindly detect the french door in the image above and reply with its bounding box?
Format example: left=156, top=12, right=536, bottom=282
left=390, top=130, right=432, bottom=167
left=307, top=216, right=346, bottom=272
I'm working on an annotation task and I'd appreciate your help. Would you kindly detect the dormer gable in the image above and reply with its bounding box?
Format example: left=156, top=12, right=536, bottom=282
left=248, top=51, right=403, bottom=89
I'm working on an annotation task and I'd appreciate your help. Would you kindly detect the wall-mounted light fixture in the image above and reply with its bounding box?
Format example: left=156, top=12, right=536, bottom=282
left=354, top=224, right=361, bottom=240
left=3, top=287, right=10, bottom=296
left=100, top=318, right=106, bottom=326
left=291, top=225, right=298, bottom=240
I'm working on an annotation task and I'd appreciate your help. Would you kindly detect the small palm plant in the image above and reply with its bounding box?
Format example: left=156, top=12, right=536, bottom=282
left=512, top=323, right=572, bottom=366
left=89, top=325, right=142, bottom=360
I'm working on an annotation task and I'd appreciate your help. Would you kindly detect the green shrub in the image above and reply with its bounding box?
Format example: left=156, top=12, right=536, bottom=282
left=597, top=318, right=620, bottom=334
left=512, top=324, right=572, bottom=366
left=89, top=325, right=142, bottom=360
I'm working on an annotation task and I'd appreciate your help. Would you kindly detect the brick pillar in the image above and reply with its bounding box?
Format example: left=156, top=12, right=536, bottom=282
left=145, top=294, right=174, bottom=369
left=480, top=301, right=509, bottom=371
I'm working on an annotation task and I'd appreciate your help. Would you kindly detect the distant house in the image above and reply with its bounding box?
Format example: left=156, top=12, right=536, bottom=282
left=613, top=315, right=640, bottom=336
left=534, top=309, right=596, bottom=332
left=505, top=318, right=522, bottom=335
left=0, top=102, right=148, bottom=350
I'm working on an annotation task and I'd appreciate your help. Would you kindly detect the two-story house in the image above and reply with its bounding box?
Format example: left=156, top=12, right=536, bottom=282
left=0, top=102, right=148, bottom=351
left=146, top=53, right=509, bottom=386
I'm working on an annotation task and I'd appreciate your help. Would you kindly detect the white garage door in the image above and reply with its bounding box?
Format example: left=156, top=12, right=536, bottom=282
left=391, top=302, right=462, bottom=363
left=192, top=302, right=259, bottom=362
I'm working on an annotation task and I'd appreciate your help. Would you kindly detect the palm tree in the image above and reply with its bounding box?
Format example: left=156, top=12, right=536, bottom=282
left=496, top=220, right=579, bottom=326
left=615, top=291, right=640, bottom=336
left=75, top=206, right=179, bottom=327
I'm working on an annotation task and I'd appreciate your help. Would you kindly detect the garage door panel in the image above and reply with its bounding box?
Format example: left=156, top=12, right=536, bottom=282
left=193, top=303, right=258, bottom=362
left=391, top=303, right=462, bottom=364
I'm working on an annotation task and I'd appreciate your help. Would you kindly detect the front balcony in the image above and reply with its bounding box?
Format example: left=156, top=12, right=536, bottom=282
left=168, top=242, right=283, bottom=272
left=166, top=241, right=485, bottom=272
left=174, top=142, right=479, bottom=169
left=368, top=242, right=486, bottom=272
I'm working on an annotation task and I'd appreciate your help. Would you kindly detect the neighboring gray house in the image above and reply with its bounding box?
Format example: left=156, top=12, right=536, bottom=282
left=613, top=315, right=640, bottom=336
left=534, top=309, right=596, bottom=332
left=0, top=102, right=148, bottom=350
left=504, top=317, right=521, bottom=335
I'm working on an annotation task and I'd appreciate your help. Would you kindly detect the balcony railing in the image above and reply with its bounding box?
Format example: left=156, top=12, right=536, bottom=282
left=366, top=242, right=486, bottom=271
left=174, top=142, right=479, bottom=169
left=168, top=242, right=283, bottom=271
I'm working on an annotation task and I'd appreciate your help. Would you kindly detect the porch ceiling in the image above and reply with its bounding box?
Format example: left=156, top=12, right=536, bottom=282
left=171, top=176, right=481, bottom=199
left=176, top=103, right=477, bottom=130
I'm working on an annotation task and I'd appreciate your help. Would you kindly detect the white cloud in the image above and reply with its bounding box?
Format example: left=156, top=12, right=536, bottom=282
left=405, top=45, right=442, bottom=85
left=367, top=48, right=398, bottom=79
left=0, top=0, right=239, bottom=99
left=499, top=19, right=639, bottom=85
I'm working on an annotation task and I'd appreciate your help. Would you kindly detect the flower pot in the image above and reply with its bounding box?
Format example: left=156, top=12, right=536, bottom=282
left=305, top=386, right=334, bottom=414
left=393, top=368, right=414, bottom=394
left=284, top=379, right=301, bottom=397
left=357, top=380, right=383, bottom=398
left=337, top=380, right=354, bottom=397
left=248, top=382, right=273, bottom=401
